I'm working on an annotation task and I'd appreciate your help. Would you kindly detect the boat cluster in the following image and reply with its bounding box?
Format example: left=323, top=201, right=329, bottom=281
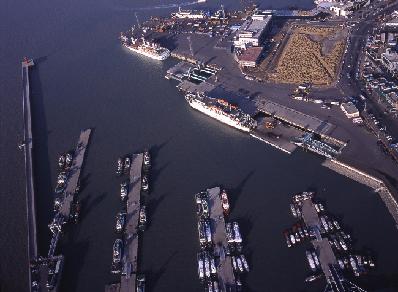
left=54, top=151, right=80, bottom=223
left=55, top=151, right=73, bottom=194
left=195, top=189, right=248, bottom=291
left=30, top=256, right=64, bottom=291
left=284, top=191, right=375, bottom=282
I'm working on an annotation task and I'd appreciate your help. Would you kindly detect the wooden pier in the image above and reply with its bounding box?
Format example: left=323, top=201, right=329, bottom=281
left=59, top=128, right=92, bottom=218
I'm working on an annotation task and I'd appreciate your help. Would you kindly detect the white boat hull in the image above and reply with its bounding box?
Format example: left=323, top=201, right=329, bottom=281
left=125, top=45, right=170, bottom=61
left=187, top=99, right=251, bottom=132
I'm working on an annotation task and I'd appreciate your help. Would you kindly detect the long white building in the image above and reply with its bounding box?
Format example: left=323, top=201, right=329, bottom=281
left=233, top=13, right=272, bottom=48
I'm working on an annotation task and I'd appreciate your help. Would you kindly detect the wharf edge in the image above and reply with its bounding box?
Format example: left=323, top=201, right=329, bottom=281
left=22, top=58, right=37, bottom=292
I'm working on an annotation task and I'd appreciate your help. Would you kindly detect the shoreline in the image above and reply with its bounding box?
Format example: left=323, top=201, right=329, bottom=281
left=323, top=159, right=398, bottom=228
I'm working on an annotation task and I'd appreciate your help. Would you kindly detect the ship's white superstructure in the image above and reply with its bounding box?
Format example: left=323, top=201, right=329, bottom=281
left=174, top=7, right=206, bottom=19
left=122, top=35, right=170, bottom=61
left=185, top=93, right=256, bottom=132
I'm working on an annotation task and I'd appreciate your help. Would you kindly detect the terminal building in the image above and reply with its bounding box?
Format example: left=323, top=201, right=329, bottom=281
left=340, top=102, right=359, bottom=118
left=233, top=13, right=272, bottom=48
left=235, top=47, right=263, bottom=67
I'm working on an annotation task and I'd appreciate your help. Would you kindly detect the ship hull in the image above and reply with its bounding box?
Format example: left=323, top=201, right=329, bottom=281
left=125, top=44, right=170, bottom=61
left=187, top=99, right=251, bottom=132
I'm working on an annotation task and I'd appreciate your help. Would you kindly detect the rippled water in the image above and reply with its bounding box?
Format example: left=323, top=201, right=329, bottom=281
left=1, top=0, right=398, bottom=291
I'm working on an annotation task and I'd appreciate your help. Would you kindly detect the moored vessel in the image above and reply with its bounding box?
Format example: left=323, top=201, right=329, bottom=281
left=121, top=33, right=170, bottom=61
left=185, top=93, right=256, bottom=132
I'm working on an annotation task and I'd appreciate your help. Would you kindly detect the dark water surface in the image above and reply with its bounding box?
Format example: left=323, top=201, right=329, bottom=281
left=1, top=0, right=398, bottom=291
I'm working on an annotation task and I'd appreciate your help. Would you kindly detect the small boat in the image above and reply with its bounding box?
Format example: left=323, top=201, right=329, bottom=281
left=141, top=175, right=149, bottom=192
left=115, top=212, right=126, bottom=233
left=240, top=254, right=249, bottom=272
left=113, top=239, right=123, bottom=263
left=284, top=231, right=292, bottom=248
left=70, top=201, right=80, bottom=224
left=143, top=150, right=151, bottom=168
left=220, top=190, right=230, bottom=216
left=116, top=157, right=123, bottom=176
left=232, top=222, right=242, bottom=243
left=124, top=156, right=131, bottom=173
left=138, top=206, right=147, bottom=231
left=65, top=152, right=73, bottom=168
left=197, top=253, right=204, bottom=280
left=120, top=181, right=128, bottom=200
left=58, top=154, right=66, bottom=169
left=55, top=172, right=67, bottom=194
left=136, top=274, right=145, bottom=292
left=305, top=273, right=323, bottom=283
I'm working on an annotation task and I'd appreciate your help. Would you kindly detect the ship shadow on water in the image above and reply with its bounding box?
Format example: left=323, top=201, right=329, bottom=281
left=30, top=61, right=53, bottom=255
left=58, top=238, right=90, bottom=292
left=144, top=251, right=178, bottom=292
left=78, top=172, right=91, bottom=194
left=145, top=193, right=166, bottom=229
left=79, top=191, right=107, bottom=223
left=228, top=170, right=255, bottom=212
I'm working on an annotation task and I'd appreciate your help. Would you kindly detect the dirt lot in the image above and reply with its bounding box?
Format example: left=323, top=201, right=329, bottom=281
left=248, top=24, right=348, bottom=86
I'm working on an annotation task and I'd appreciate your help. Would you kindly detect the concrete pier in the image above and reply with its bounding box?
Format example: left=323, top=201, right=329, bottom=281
left=207, top=187, right=237, bottom=291
left=59, top=128, right=91, bottom=219
left=106, top=153, right=144, bottom=292
left=301, top=199, right=337, bottom=279
left=121, top=153, right=143, bottom=292
left=22, top=58, right=38, bottom=292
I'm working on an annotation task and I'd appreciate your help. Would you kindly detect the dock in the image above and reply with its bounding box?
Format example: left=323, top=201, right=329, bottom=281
left=121, top=153, right=143, bottom=292
left=106, top=153, right=144, bottom=292
left=31, top=129, right=92, bottom=292
left=22, top=58, right=38, bottom=292
left=207, top=187, right=237, bottom=291
left=298, top=196, right=367, bottom=291
left=301, top=199, right=337, bottom=279
left=59, top=128, right=92, bottom=219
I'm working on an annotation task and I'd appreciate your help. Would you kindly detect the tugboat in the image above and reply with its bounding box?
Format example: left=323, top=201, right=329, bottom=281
left=58, top=153, right=66, bottom=169
left=141, top=175, right=149, bottom=192
left=220, top=190, right=230, bottom=216
left=138, top=206, right=147, bottom=231
left=120, top=181, right=128, bottom=200
left=65, top=152, right=73, bottom=168
left=115, top=212, right=126, bottom=233
left=112, top=239, right=123, bottom=263
left=143, top=150, right=151, bottom=170
left=124, top=156, right=131, bottom=173
left=136, top=274, right=145, bottom=292
left=55, top=172, right=67, bottom=194
left=116, top=157, right=124, bottom=176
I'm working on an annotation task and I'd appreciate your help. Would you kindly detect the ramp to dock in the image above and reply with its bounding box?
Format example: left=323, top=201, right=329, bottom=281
left=60, top=128, right=92, bottom=218
left=121, top=153, right=143, bottom=292
left=207, top=187, right=236, bottom=291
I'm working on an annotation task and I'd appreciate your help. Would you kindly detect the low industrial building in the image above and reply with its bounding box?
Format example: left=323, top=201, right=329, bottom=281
left=236, top=47, right=263, bottom=67
left=381, top=49, right=398, bottom=74
left=340, top=102, right=359, bottom=118
left=233, top=13, right=272, bottom=48
left=329, top=2, right=354, bottom=17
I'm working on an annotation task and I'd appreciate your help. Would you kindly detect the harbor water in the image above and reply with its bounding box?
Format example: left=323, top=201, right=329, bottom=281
left=1, top=0, right=398, bottom=291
